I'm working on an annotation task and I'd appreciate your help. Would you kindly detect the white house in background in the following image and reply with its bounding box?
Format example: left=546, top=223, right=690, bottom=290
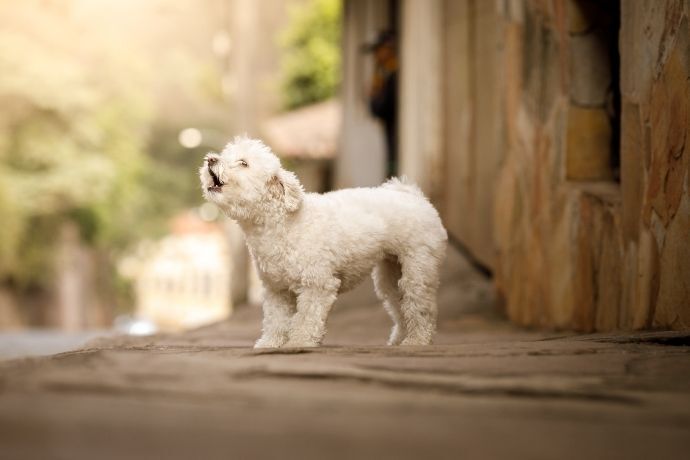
left=133, top=212, right=231, bottom=331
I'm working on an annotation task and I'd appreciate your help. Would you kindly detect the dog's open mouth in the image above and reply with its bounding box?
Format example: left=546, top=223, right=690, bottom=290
left=208, top=167, right=224, bottom=192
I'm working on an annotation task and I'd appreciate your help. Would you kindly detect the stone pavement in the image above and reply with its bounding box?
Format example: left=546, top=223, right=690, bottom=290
left=1, top=249, right=689, bottom=459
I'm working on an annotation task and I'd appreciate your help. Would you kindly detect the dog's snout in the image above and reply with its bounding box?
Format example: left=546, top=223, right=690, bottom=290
left=206, top=156, right=218, bottom=166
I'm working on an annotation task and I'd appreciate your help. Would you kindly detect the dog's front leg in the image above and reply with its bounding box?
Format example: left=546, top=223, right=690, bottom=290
left=285, top=280, right=340, bottom=348
left=254, top=290, right=295, bottom=348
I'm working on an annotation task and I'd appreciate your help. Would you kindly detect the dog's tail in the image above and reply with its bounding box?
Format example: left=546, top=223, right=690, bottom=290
left=381, top=176, right=426, bottom=198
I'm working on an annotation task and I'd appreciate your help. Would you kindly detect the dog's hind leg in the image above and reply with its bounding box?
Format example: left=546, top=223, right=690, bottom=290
left=397, top=247, right=443, bottom=345
left=372, top=257, right=406, bottom=345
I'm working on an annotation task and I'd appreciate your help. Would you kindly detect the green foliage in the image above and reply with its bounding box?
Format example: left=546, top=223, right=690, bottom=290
left=0, top=1, right=241, bottom=321
left=0, top=1, right=208, bottom=299
left=0, top=178, right=22, bottom=276
left=280, top=0, right=341, bottom=110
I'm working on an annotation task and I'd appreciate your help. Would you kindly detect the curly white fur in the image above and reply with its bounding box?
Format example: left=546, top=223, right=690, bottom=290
left=200, top=136, right=448, bottom=348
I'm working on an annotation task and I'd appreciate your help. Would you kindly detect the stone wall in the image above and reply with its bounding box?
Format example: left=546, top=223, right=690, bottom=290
left=619, top=0, right=690, bottom=329
left=396, top=0, right=690, bottom=331
left=398, top=0, right=504, bottom=268
left=438, top=0, right=504, bottom=267
left=367, top=0, right=688, bottom=331
left=488, top=0, right=690, bottom=331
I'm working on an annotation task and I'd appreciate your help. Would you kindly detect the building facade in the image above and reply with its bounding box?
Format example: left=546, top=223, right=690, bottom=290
left=132, top=213, right=231, bottom=331
left=342, top=0, right=690, bottom=331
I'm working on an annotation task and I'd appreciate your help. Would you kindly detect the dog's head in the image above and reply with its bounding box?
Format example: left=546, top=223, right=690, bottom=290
left=200, top=136, right=304, bottom=222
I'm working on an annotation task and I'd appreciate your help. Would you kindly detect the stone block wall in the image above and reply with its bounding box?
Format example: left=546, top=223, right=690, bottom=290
left=621, top=0, right=690, bottom=329
left=392, top=0, right=688, bottom=331
left=490, top=0, right=690, bottom=331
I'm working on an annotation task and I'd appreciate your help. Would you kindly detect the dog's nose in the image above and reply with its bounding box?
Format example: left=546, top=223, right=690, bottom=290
left=206, top=156, right=217, bottom=165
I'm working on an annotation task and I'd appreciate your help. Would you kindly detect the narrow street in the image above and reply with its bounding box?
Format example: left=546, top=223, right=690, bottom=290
left=1, top=248, right=689, bottom=459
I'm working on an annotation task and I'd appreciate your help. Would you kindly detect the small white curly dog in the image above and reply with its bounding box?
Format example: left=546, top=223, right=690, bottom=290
left=200, top=137, right=447, bottom=348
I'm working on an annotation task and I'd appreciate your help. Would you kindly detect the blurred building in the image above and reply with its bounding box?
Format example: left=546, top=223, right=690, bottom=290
left=133, top=212, right=231, bottom=331
left=341, top=0, right=690, bottom=331
left=263, top=98, right=340, bottom=193
left=337, top=1, right=390, bottom=188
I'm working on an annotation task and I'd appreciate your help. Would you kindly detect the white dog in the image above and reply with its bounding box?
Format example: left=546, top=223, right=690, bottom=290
left=200, top=136, right=447, bottom=348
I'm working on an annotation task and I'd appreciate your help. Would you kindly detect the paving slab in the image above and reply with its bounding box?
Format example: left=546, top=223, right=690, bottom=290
left=1, top=249, right=689, bottom=459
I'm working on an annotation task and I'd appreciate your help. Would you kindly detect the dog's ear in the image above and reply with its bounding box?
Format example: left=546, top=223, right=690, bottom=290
left=268, top=169, right=304, bottom=212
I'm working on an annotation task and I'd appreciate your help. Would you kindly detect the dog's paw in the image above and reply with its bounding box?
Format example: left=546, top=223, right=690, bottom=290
left=254, top=337, right=286, bottom=349
left=387, top=325, right=405, bottom=346
left=400, top=336, right=432, bottom=346
left=283, top=339, right=320, bottom=348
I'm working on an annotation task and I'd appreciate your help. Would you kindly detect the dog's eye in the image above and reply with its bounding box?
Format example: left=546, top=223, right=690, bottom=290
left=239, top=160, right=248, bottom=167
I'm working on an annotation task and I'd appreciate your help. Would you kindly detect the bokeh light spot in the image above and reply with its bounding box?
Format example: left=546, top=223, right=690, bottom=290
left=178, top=128, right=202, bottom=148
left=199, top=202, right=220, bottom=222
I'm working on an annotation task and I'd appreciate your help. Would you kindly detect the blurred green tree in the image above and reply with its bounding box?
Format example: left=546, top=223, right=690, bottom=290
left=0, top=18, right=153, bottom=292
left=280, top=0, right=341, bottom=109
left=0, top=1, right=227, bottom=323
